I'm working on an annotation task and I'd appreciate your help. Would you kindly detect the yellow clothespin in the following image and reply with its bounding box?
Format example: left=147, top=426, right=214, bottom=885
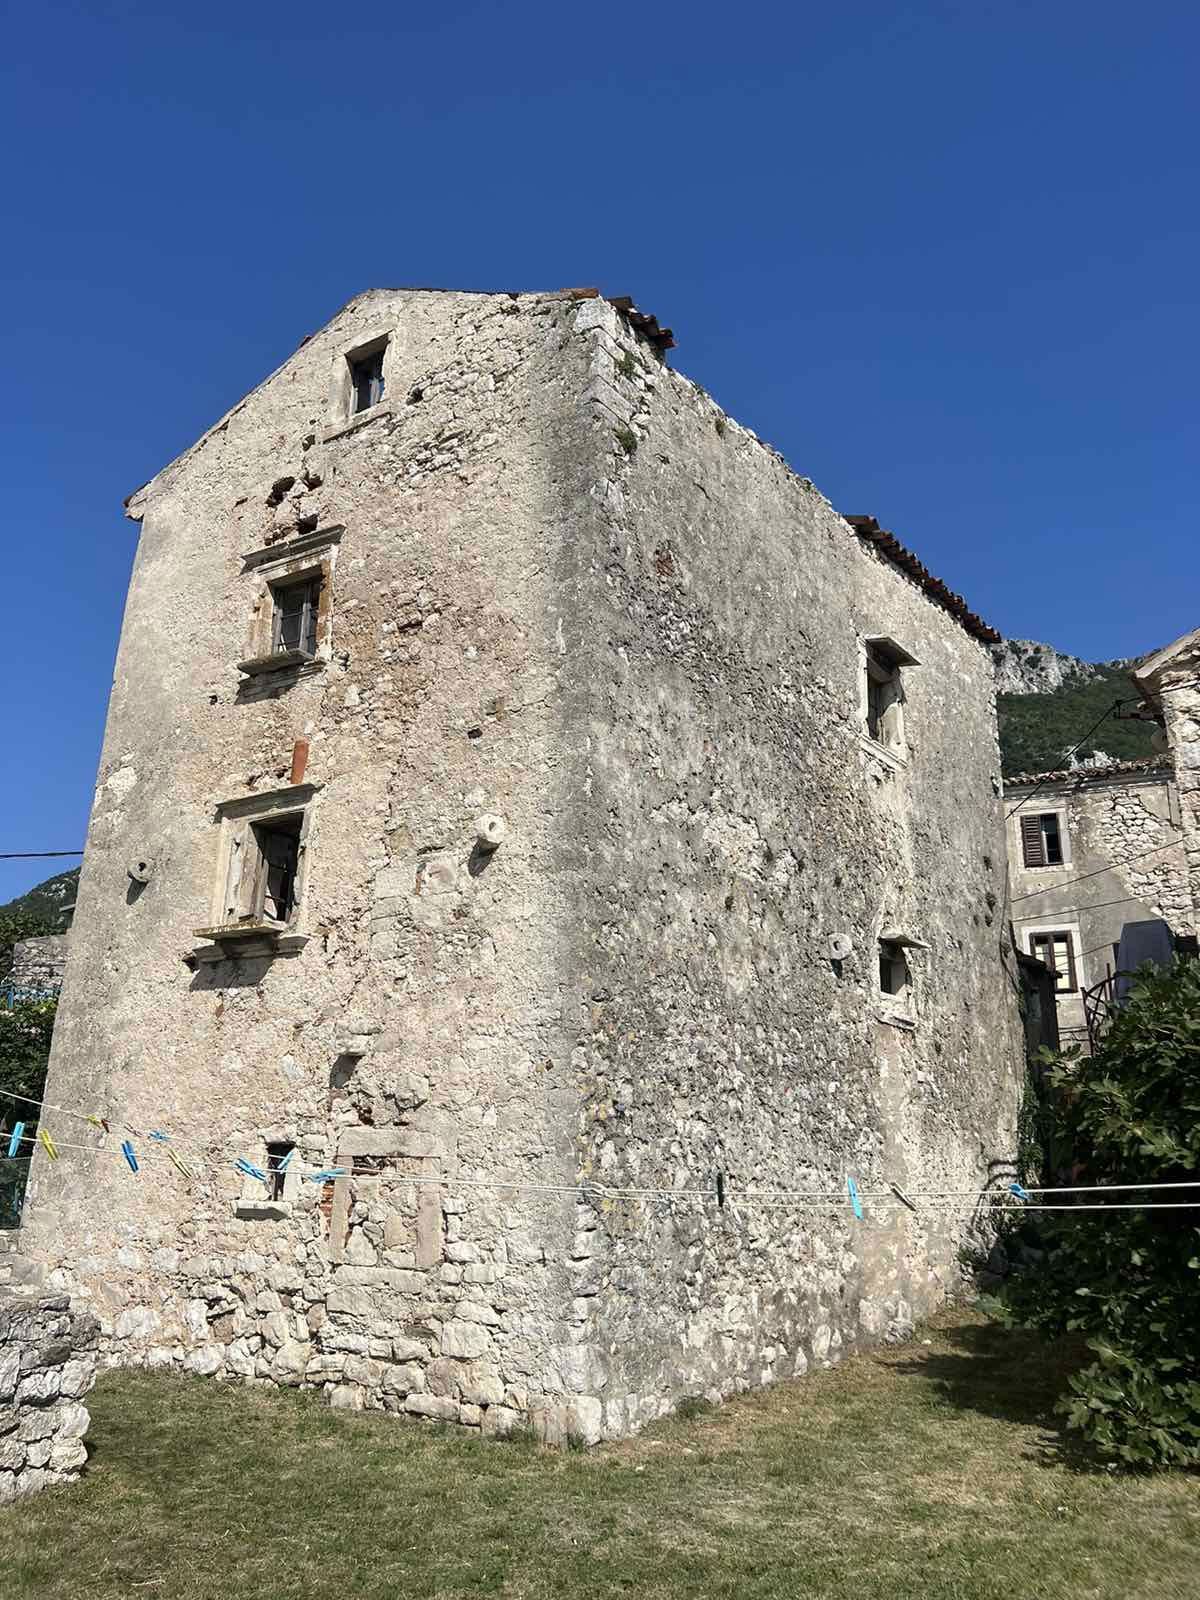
left=168, top=1149, right=195, bottom=1183
left=38, top=1127, right=59, bottom=1161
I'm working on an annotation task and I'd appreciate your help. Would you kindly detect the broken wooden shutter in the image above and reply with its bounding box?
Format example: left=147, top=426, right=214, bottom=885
left=223, top=825, right=247, bottom=923
left=1059, top=933, right=1078, bottom=992
left=259, top=826, right=299, bottom=922
left=301, top=580, right=319, bottom=657
left=1020, top=814, right=1046, bottom=867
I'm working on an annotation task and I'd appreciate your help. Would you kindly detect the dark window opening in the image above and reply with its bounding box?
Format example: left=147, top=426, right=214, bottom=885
left=1020, top=812, right=1064, bottom=868
left=878, top=940, right=910, bottom=998
left=265, top=1142, right=295, bottom=1201
left=271, top=576, right=321, bottom=658
left=349, top=346, right=386, bottom=413
left=1030, top=931, right=1077, bottom=994
left=250, top=814, right=302, bottom=925
left=864, top=644, right=904, bottom=748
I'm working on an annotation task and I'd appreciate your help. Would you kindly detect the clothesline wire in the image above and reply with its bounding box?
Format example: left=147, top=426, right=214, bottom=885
left=3, top=1085, right=1200, bottom=1206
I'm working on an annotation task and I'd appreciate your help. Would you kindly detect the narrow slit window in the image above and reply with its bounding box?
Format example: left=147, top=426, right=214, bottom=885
left=271, top=576, right=321, bottom=658
left=878, top=940, right=910, bottom=998
left=862, top=637, right=916, bottom=753
left=266, top=1142, right=295, bottom=1202
left=349, top=346, right=386, bottom=413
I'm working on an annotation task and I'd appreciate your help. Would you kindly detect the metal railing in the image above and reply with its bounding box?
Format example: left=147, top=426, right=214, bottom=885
left=1082, top=969, right=1120, bottom=1054
left=0, top=982, right=60, bottom=1011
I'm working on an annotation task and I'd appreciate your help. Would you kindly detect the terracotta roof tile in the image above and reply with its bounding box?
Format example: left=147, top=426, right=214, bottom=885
left=843, top=516, right=1000, bottom=644
left=1003, top=754, right=1170, bottom=788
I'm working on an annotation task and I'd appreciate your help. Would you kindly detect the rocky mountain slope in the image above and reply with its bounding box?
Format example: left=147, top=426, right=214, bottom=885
left=0, top=867, right=79, bottom=930
left=993, top=641, right=1154, bottom=778
left=991, top=638, right=1136, bottom=696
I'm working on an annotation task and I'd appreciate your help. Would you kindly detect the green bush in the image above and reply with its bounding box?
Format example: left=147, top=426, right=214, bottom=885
left=997, top=665, right=1154, bottom=777
left=995, top=958, right=1200, bottom=1468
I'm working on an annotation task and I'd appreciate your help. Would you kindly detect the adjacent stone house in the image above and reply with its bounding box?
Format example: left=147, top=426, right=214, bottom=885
left=8, top=937, right=68, bottom=997
left=20, top=287, right=1022, bottom=1440
left=1133, top=629, right=1200, bottom=933
left=1005, top=758, right=1191, bottom=1048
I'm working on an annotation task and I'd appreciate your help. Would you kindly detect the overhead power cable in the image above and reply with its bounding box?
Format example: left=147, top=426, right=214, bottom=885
left=0, top=851, right=83, bottom=861
left=1004, top=699, right=1126, bottom=820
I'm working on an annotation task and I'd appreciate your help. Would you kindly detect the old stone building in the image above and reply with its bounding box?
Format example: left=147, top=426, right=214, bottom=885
left=1005, top=758, right=1191, bottom=1048
left=1133, top=629, right=1200, bottom=933
left=8, top=937, right=68, bottom=997
left=20, top=287, right=1022, bottom=1439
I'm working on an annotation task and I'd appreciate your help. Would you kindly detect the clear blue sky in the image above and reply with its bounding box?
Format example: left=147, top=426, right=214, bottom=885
left=3, top=0, right=1197, bottom=903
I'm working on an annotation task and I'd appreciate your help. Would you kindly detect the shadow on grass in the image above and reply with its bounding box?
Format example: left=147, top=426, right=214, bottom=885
left=891, top=1317, right=1104, bottom=1472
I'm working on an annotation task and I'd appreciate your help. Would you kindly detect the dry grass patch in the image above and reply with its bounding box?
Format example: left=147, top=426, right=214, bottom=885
left=0, top=1309, right=1196, bottom=1599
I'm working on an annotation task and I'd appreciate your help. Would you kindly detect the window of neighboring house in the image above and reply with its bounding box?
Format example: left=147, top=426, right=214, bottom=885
left=878, top=940, right=911, bottom=999
left=224, top=813, right=304, bottom=928
left=1019, top=811, right=1065, bottom=868
left=1030, top=930, right=1078, bottom=994
left=349, top=345, right=386, bottom=413
left=270, top=575, right=321, bottom=658
left=266, top=1142, right=295, bottom=1201
left=863, top=637, right=918, bottom=754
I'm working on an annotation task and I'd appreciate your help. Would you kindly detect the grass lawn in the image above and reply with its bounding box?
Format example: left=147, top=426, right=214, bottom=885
left=1, top=1309, right=1197, bottom=1599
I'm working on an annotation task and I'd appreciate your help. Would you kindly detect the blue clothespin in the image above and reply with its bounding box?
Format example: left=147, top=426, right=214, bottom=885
left=1009, top=1182, right=1031, bottom=1202
left=149, top=1130, right=170, bottom=1143
left=847, top=1175, right=863, bottom=1220
left=234, top=1158, right=269, bottom=1183
left=6, top=1123, right=25, bottom=1159
left=121, top=1140, right=139, bottom=1174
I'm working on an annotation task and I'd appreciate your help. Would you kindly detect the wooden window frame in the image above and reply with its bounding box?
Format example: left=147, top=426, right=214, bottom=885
left=270, top=575, right=322, bottom=659
left=860, top=635, right=919, bottom=761
left=349, top=345, right=386, bottom=413
left=1029, top=929, right=1078, bottom=994
left=1020, top=811, right=1066, bottom=869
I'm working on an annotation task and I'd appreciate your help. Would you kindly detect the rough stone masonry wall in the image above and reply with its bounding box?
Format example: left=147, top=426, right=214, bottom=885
left=21, top=286, right=1022, bottom=1443
left=1006, top=769, right=1190, bottom=1042
left=550, top=300, right=1023, bottom=1432
left=0, top=1293, right=96, bottom=1501
left=1158, top=659, right=1200, bottom=934
left=1082, top=776, right=1194, bottom=936
left=9, top=937, right=68, bottom=993
left=21, top=288, right=605, bottom=1440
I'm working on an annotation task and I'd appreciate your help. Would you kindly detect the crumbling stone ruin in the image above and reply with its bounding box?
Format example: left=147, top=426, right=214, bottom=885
left=9, top=936, right=68, bottom=995
left=0, top=1292, right=97, bottom=1500
left=19, top=288, right=1023, bottom=1440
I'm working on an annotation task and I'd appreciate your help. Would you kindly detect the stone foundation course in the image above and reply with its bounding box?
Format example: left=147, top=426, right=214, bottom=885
left=0, top=1292, right=97, bottom=1501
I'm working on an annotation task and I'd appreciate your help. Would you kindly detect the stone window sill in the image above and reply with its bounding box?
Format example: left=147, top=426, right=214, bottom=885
left=876, top=1007, right=918, bottom=1031
left=322, top=402, right=394, bottom=444
left=237, top=649, right=324, bottom=679
left=860, top=734, right=908, bottom=771
left=190, top=925, right=309, bottom=963
left=234, top=1200, right=291, bottom=1222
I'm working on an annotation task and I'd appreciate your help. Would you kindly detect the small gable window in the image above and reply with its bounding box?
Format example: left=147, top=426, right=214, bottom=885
left=349, top=345, right=386, bottom=413
left=862, top=635, right=919, bottom=757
